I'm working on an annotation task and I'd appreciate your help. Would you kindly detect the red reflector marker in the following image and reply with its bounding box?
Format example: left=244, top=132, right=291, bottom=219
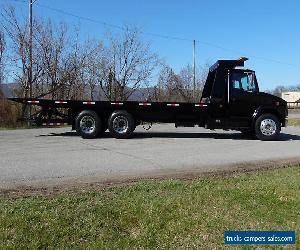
left=27, top=100, right=39, bottom=104
left=139, top=103, right=151, bottom=106
left=111, top=102, right=124, bottom=105
left=167, top=103, right=179, bottom=107
left=55, top=101, right=67, bottom=104
left=83, top=101, right=95, bottom=105
left=42, top=123, right=68, bottom=126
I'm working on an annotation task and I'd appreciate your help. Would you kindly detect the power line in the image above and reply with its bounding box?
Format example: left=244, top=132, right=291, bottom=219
left=37, top=3, right=126, bottom=31
left=1, top=0, right=26, bottom=3
left=35, top=3, right=300, bottom=68
left=2, top=0, right=300, bottom=68
left=195, top=40, right=300, bottom=68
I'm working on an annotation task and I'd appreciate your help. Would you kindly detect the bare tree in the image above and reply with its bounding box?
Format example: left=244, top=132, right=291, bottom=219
left=0, top=29, right=5, bottom=85
left=267, top=84, right=300, bottom=97
left=99, top=27, right=159, bottom=101
left=33, top=22, right=103, bottom=100
left=152, top=63, right=209, bottom=102
left=32, top=20, right=68, bottom=99
left=272, top=85, right=287, bottom=97
left=1, top=7, right=160, bottom=102
left=152, top=65, right=183, bottom=102
left=0, top=29, right=5, bottom=98
left=84, top=40, right=104, bottom=100
left=179, top=64, right=206, bottom=102
left=0, top=7, right=95, bottom=100
left=60, top=33, right=104, bottom=100
left=0, top=6, right=37, bottom=99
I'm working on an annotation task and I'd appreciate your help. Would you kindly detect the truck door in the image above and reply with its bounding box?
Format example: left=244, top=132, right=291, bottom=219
left=227, top=70, right=259, bottom=127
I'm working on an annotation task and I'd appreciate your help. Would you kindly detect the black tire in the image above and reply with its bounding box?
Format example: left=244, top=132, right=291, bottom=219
left=75, top=110, right=102, bottom=139
left=254, top=113, right=280, bottom=141
left=108, top=111, right=135, bottom=139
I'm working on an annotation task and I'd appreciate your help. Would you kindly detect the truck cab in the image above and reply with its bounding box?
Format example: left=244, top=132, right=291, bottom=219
left=202, top=57, right=288, bottom=140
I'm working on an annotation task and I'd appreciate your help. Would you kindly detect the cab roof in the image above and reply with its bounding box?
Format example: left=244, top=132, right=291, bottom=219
left=209, top=57, right=248, bottom=72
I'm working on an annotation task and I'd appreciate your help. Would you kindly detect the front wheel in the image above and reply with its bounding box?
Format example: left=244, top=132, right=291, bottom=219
left=254, top=113, right=280, bottom=141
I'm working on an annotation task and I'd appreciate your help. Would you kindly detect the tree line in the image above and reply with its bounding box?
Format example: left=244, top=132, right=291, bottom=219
left=0, top=6, right=209, bottom=126
left=266, top=85, right=300, bottom=97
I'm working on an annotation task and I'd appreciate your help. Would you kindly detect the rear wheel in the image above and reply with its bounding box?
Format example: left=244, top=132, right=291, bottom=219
left=108, top=111, right=135, bottom=139
left=254, top=113, right=280, bottom=141
left=75, top=110, right=102, bottom=139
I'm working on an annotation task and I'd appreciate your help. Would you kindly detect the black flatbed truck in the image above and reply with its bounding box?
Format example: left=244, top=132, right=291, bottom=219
left=9, top=58, right=288, bottom=140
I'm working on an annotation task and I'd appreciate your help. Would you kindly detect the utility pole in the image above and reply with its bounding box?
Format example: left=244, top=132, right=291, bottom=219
left=193, top=39, right=196, bottom=100
left=28, top=0, right=33, bottom=120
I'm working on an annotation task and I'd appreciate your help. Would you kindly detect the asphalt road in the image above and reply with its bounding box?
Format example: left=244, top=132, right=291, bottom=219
left=288, top=113, right=300, bottom=119
left=288, top=109, right=300, bottom=119
left=1, top=124, right=300, bottom=189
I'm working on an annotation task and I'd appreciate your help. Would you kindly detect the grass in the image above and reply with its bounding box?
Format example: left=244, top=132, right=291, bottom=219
left=0, top=167, right=300, bottom=249
left=288, top=119, right=300, bottom=126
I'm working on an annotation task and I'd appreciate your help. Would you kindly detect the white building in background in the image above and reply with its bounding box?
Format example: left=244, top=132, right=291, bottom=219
left=281, top=91, right=300, bottom=102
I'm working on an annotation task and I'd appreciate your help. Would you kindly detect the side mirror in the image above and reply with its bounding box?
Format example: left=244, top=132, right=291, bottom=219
left=200, top=97, right=211, bottom=104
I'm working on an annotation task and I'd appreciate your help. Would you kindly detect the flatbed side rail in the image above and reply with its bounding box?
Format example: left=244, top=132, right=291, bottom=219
left=8, top=98, right=210, bottom=109
left=8, top=97, right=210, bottom=126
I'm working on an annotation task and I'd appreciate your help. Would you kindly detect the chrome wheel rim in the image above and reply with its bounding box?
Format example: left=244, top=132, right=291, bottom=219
left=113, top=116, right=128, bottom=134
left=260, top=119, right=277, bottom=136
left=80, top=116, right=96, bottom=134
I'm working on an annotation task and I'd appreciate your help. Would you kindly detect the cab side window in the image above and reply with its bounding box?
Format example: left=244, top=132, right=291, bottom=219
left=231, top=72, right=256, bottom=92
